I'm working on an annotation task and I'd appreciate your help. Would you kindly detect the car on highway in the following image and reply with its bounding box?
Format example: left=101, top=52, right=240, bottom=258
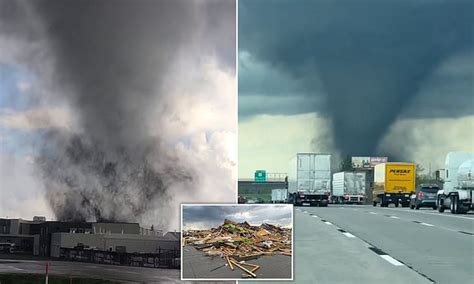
left=410, top=184, right=440, bottom=210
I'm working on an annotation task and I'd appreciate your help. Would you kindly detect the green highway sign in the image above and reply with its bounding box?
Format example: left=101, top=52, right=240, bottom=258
left=254, top=170, right=267, bottom=183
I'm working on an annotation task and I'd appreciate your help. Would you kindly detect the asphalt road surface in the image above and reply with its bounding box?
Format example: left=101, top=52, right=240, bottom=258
left=182, top=245, right=291, bottom=280
left=241, top=204, right=473, bottom=284
left=292, top=205, right=472, bottom=284
left=0, top=259, right=180, bottom=283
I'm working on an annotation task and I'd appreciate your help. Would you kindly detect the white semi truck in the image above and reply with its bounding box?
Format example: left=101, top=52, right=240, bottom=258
left=332, top=171, right=367, bottom=204
left=287, top=153, right=331, bottom=206
left=436, top=152, right=474, bottom=214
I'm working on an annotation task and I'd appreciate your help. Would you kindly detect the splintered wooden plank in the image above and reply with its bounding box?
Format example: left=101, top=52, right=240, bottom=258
left=225, top=256, right=234, bottom=271
left=251, top=265, right=260, bottom=273
left=230, top=260, right=257, bottom=278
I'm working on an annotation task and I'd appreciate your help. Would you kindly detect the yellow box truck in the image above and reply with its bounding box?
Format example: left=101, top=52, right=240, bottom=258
left=372, top=163, right=416, bottom=207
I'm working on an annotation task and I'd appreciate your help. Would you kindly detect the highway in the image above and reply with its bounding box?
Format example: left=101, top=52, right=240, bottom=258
left=282, top=205, right=473, bottom=284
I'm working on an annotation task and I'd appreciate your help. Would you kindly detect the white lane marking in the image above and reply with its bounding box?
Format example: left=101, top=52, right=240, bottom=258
left=421, top=222, right=434, bottom=227
left=380, top=207, right=474, bottom=220
left=390, top=216, right=400, bottom=219
left=380, top=255, right=404, bottom=266
left=343, top=232, right=356, bottom=238
left=324, top=221, right=333, bottom=225
left=369, top=212, right=377, bottom=215
left=303, top=211, right=308, bottom=213
left=312, top=215, right=319, bottom=218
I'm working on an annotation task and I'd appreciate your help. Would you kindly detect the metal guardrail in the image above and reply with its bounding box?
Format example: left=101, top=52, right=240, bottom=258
left=59, top=247, right=180, bottom=269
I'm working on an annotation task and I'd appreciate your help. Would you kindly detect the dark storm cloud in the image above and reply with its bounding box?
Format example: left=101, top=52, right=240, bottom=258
left=183, top=205, right=292, bottom=229
left=239, top=0, right=474, bottom=155
left=0, top=0, right=235, bottom=225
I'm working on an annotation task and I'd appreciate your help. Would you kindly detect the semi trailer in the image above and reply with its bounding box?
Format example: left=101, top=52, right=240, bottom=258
left=436, top=152, right=474, bottom=214
left=332, top=171, right=367, bottom=204
left=372, top=163, right=416, bottom=207
left=287, top=153, right=331, bottom=206
left=271, top=188, right=289, bottom=203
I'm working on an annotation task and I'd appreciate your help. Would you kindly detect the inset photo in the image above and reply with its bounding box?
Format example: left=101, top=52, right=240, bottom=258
left=181, top=204, right=293, bottom=280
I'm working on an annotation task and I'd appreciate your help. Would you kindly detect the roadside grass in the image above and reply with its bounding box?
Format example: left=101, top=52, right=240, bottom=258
left=0, top=273, right=119, bottom=284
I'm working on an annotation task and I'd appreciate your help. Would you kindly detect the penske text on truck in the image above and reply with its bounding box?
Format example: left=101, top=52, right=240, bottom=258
left=372, top=162, right=416, bottom=207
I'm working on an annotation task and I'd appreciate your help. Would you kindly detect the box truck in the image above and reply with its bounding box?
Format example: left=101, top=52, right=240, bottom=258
left=332, top=171, right=367, bottom=204
left=271, top=189, right=288, bottom=203
left=372, top=163, right=416, bottom=207
left=287, top=153, right=331, bottom=206
left=436, top=152, right=474, bottom=214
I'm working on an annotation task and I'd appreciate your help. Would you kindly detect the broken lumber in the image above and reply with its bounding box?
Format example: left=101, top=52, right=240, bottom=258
left=225, top=256, right=233, bottom=271
left=230, top=260, right=257, bottom=278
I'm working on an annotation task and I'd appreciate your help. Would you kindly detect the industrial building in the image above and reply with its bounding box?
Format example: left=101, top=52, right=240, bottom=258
left=0, top=218, right=41, bottom=255
left=50, top=232, right=178, bottom=257
left=0, top=217, right=179, bottom=258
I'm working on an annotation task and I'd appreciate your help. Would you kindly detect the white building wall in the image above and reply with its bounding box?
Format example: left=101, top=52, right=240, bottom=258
left=50, top=233, right=179, bottom=257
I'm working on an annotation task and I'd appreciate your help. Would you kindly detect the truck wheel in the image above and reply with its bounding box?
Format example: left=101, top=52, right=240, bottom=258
left=454, top=196, right=459, bottom=214
left=373, top=201, right=377, bottom=207
left=438, top=197, right=445, bottom=213
left=450, top=195, right=457, bottom=214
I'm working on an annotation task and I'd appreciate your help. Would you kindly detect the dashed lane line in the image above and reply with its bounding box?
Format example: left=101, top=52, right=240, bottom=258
left=312, top=214, right=435, bottom=282
left=320, top=219, right=333, bottom=225
left=380, top=255, right=404, bottom=266
left=342, top=232, right=356, bottom=238
left=368, top=247, right=404, bottom=267
left=336, top=228, right=357, bottom=238
left=376, top=207, right=474, bottom=220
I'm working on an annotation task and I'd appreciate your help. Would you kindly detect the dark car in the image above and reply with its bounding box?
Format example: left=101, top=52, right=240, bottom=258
left=410, top=184, right=440, bottom=210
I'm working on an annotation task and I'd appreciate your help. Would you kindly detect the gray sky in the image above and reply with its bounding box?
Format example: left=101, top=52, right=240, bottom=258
left=238, top=0, right=474, bottom=178
left=183, top=205, right=293, bottom=230
left=0, top=0, right=236, bottom=231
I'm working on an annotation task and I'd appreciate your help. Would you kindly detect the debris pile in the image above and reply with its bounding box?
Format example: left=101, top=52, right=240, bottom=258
left=183, top=219, right=292, bottom=278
